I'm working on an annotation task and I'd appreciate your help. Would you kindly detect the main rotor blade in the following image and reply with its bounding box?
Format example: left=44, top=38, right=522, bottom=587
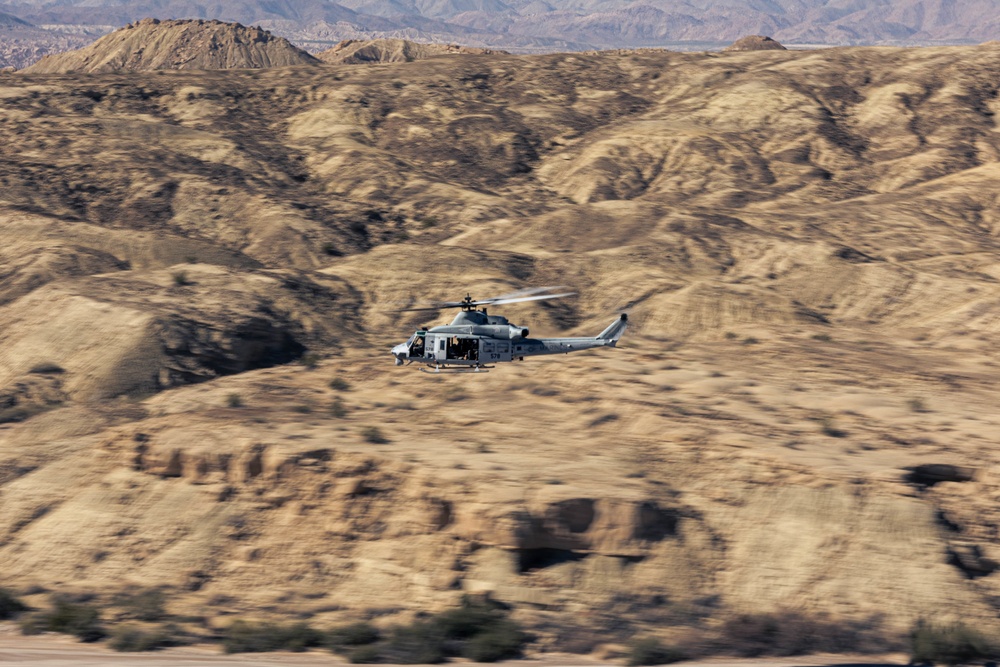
left=476, top=291, right=576, bottom=307
left=483, top=285, right=570, bottom=302
left=395, top=286, right=574, bottom=311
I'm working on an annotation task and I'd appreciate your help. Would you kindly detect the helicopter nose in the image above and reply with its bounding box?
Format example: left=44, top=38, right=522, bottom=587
left=391, top=342, right=408, bottom=365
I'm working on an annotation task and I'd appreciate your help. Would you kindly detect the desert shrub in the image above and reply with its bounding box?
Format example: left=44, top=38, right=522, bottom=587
left=329, top=377, right=351, bottom=391
left=299, top=353, right=321, bottom=369
left=328, top=621, right=380, bottom=647
left=434, top=597, right=526, bottom=662
left=171, top=271, right=191, bottom=286
left=434, top=599, right=504, bottom=640
left=109, top=624, right=178, bottom=652
left=19, top=613, right=48, bottom=635
left=322, top=242, right=339, bottom=256
left=226, top=393, right=244, bottom=408
left=820, top=418, right=848, bottom=438
left=910, top=620, right=996, bottom=666
left=462, top=619, right=525, bottom=662
left=382, top=620, right=447, bottom=664
left=362, top=426, right=389, bottom=444
left=627, top=637, right=687, bottom=666
left=44, top=599, right=106, bottom=642
left=330, top=397, right=348, bottom=418
left=742, top=337, right=759, bottom=345
left=116, top=588, right=166, bottom=622
left=718, top=611, right=888, bottom=657
left=292, top=404, right=313, bottom=414
left=0, top=589, right=28, bottom=619
left=811, top=333, right=832, bottom=342
left=349, top=644, right=381, bottom=663
left=28, top=362, right=64, bottom=374
left=0, top=404, right=47, bottom=425
left=333, top=599, right=526, bottom=664
left=223, top=620, right=323, bottom=653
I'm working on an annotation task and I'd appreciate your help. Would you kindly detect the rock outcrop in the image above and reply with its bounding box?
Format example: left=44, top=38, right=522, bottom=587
left=316, top=38, right=503, bottom=65
left=23, top=18, right=319, bottom=73
left=723, top=35, right=787, bottom=51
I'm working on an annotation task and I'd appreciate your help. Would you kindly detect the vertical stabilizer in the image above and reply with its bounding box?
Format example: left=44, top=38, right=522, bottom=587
left=597, top=314, right=629, bottom=346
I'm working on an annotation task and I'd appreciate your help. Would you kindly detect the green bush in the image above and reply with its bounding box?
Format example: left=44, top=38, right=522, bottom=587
left=109, top=624, right=177, bottom=652
left=45, top=599, right=106, bottom=642
left=0, top=589, right=28, bottom=620
left=911, top=620, right=996, bottom=666
left=627, top=637, right=687, bottom=666
left=328, top=622, right=380, bottom=647
left=223, top=620, right=324, bottom=654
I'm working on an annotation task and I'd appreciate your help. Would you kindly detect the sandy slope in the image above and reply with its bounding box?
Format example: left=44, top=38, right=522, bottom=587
left=5, top=42, right=1000, bottom=649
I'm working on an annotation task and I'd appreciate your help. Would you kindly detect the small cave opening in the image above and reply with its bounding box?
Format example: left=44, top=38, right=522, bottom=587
left=517, top=548, right=589, bottom=573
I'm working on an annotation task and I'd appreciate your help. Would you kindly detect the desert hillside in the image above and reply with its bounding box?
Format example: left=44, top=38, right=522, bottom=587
left=4, top=41, right=1000, bottom=655
left=22, top=18, right=319, bottom=73
left=317, top=38, right=503, bottom=64
left=0, top=12, right=90, bottom=70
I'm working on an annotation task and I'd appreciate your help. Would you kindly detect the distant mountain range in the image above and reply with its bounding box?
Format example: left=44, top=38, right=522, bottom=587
left=2, top=0, right=1000, bottom=66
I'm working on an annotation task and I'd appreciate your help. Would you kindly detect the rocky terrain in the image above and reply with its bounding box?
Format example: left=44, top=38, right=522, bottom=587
left=23, top=18, right=319, bottom=73
left=0, top=11, right=89, bottom=69
left=722, top=35, right=786, bottom=52
left=4, top=29, right=1000, bottom=655
left=317, top=37, right=503, bottom=64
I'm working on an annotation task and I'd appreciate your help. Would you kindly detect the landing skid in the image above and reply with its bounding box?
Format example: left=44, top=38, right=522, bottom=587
left=420, top=365, right=494, bottom=374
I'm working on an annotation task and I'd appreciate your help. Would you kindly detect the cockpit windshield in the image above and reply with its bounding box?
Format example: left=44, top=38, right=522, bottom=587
left=408, top=331, right=426, bottom=357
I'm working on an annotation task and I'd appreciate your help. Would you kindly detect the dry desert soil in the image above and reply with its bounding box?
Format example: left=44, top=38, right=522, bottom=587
left=4, top=34, right=1000, bottom=659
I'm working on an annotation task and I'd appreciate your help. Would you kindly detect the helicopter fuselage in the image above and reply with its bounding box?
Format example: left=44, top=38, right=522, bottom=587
left=391, top=309, right=628, bottom=370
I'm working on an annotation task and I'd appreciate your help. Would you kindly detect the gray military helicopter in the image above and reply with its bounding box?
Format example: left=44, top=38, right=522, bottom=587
left=391, top=286, right=628, bottom=372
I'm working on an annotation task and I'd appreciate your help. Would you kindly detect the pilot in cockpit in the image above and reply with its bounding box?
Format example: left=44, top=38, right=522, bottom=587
left=410, top=332, right=425, bottom=357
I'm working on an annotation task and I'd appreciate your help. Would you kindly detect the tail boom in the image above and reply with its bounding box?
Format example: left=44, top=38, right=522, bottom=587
left=518, top=314, right=629, bottom=358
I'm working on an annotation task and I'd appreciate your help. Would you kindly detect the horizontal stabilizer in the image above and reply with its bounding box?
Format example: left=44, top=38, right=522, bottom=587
left=597, top=313, right=629, bottom=346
